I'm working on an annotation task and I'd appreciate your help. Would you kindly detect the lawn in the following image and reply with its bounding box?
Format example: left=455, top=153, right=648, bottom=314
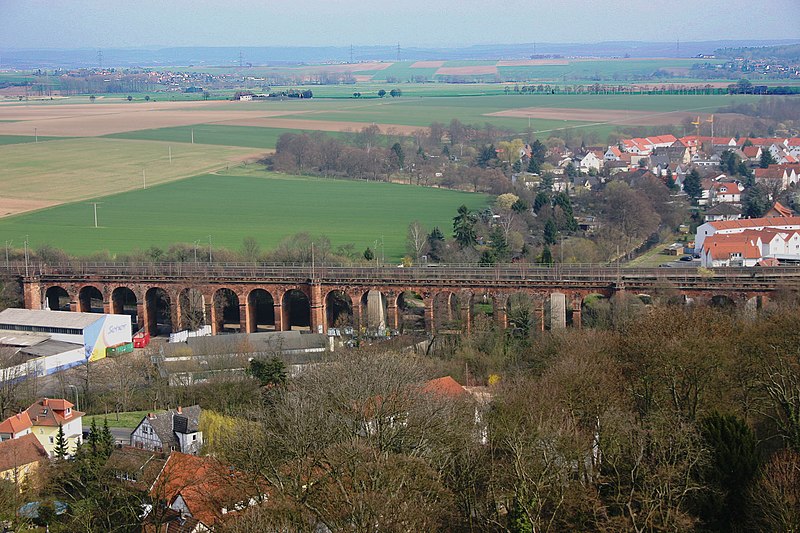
left=83, top=410, right=150, bottom=429
left=0, top=168, right=489, bottom=260
left=0, top=137, right=256, bottom=203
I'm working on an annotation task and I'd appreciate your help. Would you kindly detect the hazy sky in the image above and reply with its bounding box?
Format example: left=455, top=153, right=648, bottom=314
left=1, top=0, right=799, bottom=49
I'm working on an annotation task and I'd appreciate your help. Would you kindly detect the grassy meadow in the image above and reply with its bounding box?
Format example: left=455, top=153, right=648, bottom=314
left=0, top=168, right=489, bottom=260
left=0, top=138, right=256, bottom=203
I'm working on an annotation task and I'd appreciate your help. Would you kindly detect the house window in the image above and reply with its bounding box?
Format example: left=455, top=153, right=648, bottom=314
left=49, top=436, right=54, bottom=444
left=192, top=435, right=196, bottom=441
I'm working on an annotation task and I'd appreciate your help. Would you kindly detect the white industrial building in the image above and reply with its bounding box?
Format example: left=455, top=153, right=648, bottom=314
left=0, top=309, right=132, bottom=381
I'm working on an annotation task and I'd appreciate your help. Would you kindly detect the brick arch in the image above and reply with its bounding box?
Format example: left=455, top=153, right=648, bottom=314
left=43, top=284, right=71, bottom=311
left=77, top=284, right=104, bottom=313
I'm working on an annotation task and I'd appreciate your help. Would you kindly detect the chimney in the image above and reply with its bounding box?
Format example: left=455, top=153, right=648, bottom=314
left=148, top=413, right=155, bottom=420
left=176, top=406, right=182, bottom=414
left=42, top=398, right=48, bottom=406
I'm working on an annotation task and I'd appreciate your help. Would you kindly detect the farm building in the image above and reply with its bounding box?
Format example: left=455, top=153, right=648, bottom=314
left=0, top=309, right=132, bottom=381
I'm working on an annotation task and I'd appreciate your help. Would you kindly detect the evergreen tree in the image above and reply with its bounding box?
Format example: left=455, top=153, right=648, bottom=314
left=696, top=413, right=759, bottom=531
left=489, top=227, right=509, bottom=262
left=426, top=227, right=445, bottom=262
left=511, top=198, right=529, bottom=214
left=526, top=157, right=540, bottom=174
left=742, top=184, right=770, bottom=218
left=665, top=169, right=677, bottom=190
left=478, top=250, right=496, bottom=266
left=539, top=245, right=553, bottom=264
left=88, top=418, right=99, bottom=455
left=390, top=142, right=405, bottom=169
left=683, top=169, right=703, bottom=204
left=99, top=418, right=114, bottom=459
left=54, top=424, right=68, bottom=460
left=476, top=144, right=497, bottom=168
left=554, top=192, right=578, bottom=232
left=544, top=219, right=558, bottom=245
left=533, top=192, right=550, bottom=214
left=363, top=247, right=374, bottom=261
left=248, top=357, right=288, bottom=387
left=738, top=162, right=754, bottom=187
left=538, top=173, right=554, bottom=192
left=453, top=205, right=477, bottom=248
left=760, top=149, right=776, bottom=168
left=530, top=139, right=547, bottom=164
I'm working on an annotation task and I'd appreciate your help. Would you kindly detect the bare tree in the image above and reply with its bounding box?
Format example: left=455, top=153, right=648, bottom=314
left=406, top=221, right=427, bottom=263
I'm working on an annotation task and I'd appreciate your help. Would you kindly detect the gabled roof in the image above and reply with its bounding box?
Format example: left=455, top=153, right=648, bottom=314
left=26, top=398, right=82, bottom=428
left=705, top=203, right=741, bottom=216
left=769, top=201, right=794, bottom=218
left=0, top=433, right=48, bottom=472
left=742, top=146, right=762, bottom=158
left=707, top=216, right=800, bottom=231
left=151, top=452, right=260, bottom=527
left=105, top=447, right=168, bottom=491
left=422, top=376, right=468, bottom=398
left=0, top=309, right=104, bottom=330
left=134, top=406, right=201, bottom=451
left=703, top=234, right=761, bottom=260
left=0, top=412, right=32, bottom=435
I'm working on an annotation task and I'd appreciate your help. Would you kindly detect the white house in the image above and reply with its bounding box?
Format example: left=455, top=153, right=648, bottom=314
left=130, top=405, right=203, bottom=455
left=695, top=215, right=800, bottom=252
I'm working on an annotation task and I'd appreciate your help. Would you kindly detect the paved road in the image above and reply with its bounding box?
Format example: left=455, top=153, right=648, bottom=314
left=81, top=424, right=131, bottom=446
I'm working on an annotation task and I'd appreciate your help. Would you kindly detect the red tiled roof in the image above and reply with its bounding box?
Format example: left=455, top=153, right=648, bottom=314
left=25, top=398, right=83, bottom=428
left=422, top=376, right=468, bottom=398
left=0, top=434, right=48, bottom=472
left=0, top=412, right=32, bottom=435
left=703, top=234, right=761, bottom=260
left=743, top=146, right=761, bottom=158
left=769, top=201, right=794, bottom=218
left=152, top=453, right=261, bottom=527
left=707, top=216, right=800, bottom=231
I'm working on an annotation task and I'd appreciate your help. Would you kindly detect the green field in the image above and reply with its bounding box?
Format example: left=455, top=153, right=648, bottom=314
left=0, top=138, right=255, bottom=204
left=107, top=124, right=358, bottom=149
left=0, top=168, right=489, bottom=260
left=0, top=134, right=63, bottom=145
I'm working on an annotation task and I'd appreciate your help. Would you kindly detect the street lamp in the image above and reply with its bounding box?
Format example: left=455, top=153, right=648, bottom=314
left=68, top=384, right=79, bottom=411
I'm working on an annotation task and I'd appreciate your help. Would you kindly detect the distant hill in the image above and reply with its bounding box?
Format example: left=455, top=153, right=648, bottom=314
left=715, top=43, right=800, bottom=61
left=2, top=40, right=800, bottom=70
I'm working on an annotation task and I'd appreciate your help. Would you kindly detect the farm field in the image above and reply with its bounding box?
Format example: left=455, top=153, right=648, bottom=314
left=0, top=168, right=489, bottom=261
left=0, top=134, right=63, bottom=145
left=0, top=138, right=257, bottom=216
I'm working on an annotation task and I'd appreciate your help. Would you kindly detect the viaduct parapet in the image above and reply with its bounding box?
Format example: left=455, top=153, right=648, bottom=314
left=11, top=262, right=792, bottom=336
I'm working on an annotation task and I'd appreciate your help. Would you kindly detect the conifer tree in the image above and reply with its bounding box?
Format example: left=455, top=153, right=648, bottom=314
left=54, top=424, right=68, bottom=460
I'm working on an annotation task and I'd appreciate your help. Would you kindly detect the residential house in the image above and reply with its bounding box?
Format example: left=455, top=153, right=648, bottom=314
left=106, top=447, right=168, bottom=491
left=691, top=153, right=721, bottom=168
left=146, top=452, right=263, bottom=532
left=577, top=151, right=603, bottom=173
left=703, top=203, right=742, bottom=222
left=0, top=434, right=48, bottom=488
left=25, top=398, right=83, bottom=457
left=765, top=201, right=794, bottom=218
left=709, top=181, right=743, bottom=205
left=695, top=215, right=800, bottom=251
left=604, top=146, right=622, bottom=161
left=0, top=412, right=33, bottom=441
left=130, top=406, right=203, bottom=455
left=701, top=233, right=762, bottom=267
left=742, top=145, right=762, bottom=162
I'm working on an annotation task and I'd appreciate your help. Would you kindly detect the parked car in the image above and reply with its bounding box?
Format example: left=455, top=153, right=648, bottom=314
left=679, top=255, right=693, bottom=261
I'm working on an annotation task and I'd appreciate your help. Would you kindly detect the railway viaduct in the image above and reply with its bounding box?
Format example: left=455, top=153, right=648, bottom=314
left=12, top=262, right=794, bottom=336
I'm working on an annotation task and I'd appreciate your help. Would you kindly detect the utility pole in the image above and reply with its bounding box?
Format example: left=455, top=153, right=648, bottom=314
left=142, top=168, right=146, bottom=189
left=97, top=49, right=103, bottom=70
left=239, top=50, right=244, bottom=68
left=311, top=242, right=315, bottom=279
left=34, top=127, right=37, bottom=143
left=168, top=146, right=172, bottom=164
left=396, top=43, right=401, bottom=62
left=350, top=44, right=354, bottom=64
left=4, top=240, right=11, bottom=267
left=191, top=129, right=194, bottom=144
left=193, top=240, right=199, bottom=263
left=23, top=236, right=29, bottom=277
left=90, top=202, right=101, bottom=228
left=208, top=235, right=212, bottom=263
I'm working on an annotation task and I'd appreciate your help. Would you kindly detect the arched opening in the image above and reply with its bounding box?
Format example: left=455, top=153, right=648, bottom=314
left=283, top=289, right=310, bottom=331
left=78, top=285, right=103, bottom=313
left=547, top=292, right=567, bottom=330
left=44, top=286, right=70, bottom=311
left=248, top=289, right=275, bottom=332
left=359, top=290, right=388, bottom=333
left=433, top=292, right=460, bottom=332
left=326, top=290, right=353, bottom=330
left=214, top=288, right=240, bottom=333
left=471, top=292, right=494, bottom=330
left=146, top=288, right=172, bottom=336
left=507, top=293, right=537, bottom=335
left=111, top=287, right=138, bottom=328
left=179, top=288, right=205, bottom=331
left=582, top=293, right=610, bottom=329
left=397, top=291, right=424, bottom=333
left=710, top=294, right=736, bottom=309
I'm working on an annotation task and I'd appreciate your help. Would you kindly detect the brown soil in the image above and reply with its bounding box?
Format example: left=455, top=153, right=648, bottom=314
left=485, top=107, right=701, bottom=126
left=0, top=101, right=309, bottom=136
left=435, top=66, right=498, bottom=76
left=0, top=198, right=59, bottom=218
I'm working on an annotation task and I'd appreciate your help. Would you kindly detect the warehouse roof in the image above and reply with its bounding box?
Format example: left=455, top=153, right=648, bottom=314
left=0, top=330, right=51, bottom=347
left=19, top=340, right=83, bottom=358
left=0, top=309, right=104, bottom=330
